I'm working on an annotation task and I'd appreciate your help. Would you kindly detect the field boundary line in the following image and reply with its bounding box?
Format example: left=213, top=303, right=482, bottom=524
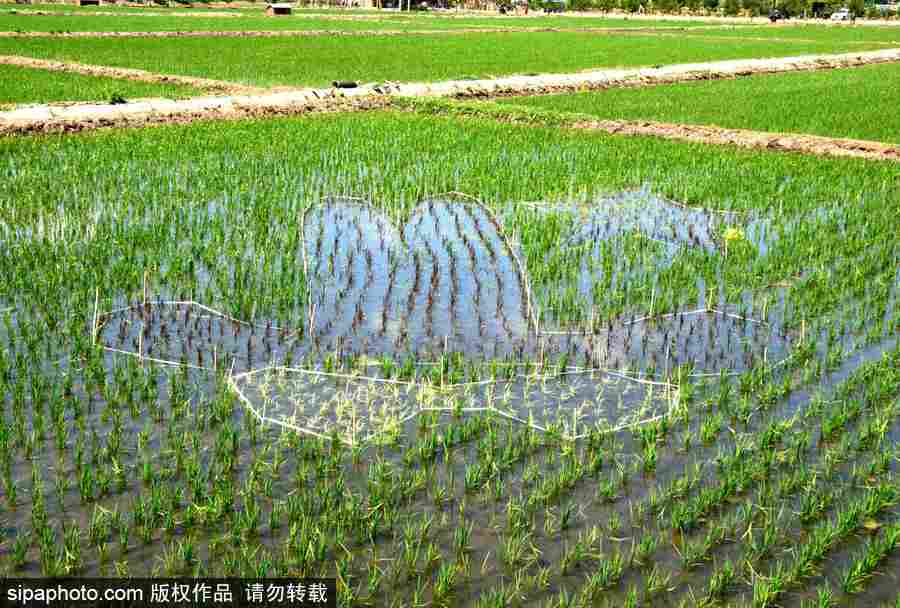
left=415, top=98, right=900, bottom=161
left=567, top=118, right=900, bottom=162
left=0, top=53, right=264, bottom=94
left=2, top=27, right=897, bottom=47
left=5, top=7, right=900, bottom=26
left=0, top=25, right=811, bottom=39
left=2, top=48, right=900, bottom=139
left=383, top=47, right=900, bottom=99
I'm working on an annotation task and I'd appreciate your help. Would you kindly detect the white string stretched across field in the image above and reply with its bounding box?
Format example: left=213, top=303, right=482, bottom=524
left=92, top=195, right=794, bottom=445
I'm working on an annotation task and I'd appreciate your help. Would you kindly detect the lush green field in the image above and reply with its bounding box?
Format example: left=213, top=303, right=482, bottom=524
left=0, top=13, right=692, bottom=32
left=0, top=110, right=898, bottom=607
left=3, top=110, right=897, bottom=333
left=0, top=13, right=500, bottom=32
left=0, top=32, right=888, bottom=87
left=0, top=9, right=720, bottom=31
left=496, top=61, right=900, bottom=144
left=0, top=63, right=199, bottom=106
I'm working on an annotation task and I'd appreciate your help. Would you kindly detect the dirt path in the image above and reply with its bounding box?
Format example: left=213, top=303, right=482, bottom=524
left=568, top=119, right=900, bottom=162
left=2, top=27, right=895, bottom=45
left=0, top=54, right=264, bottom=94
left=2, top=47, right=900, bottom=163
left=379, top=47, right=900, bottom=98
left=0, top=93, right=392, bottom=136
left=0, top=26, right=746, bottom=38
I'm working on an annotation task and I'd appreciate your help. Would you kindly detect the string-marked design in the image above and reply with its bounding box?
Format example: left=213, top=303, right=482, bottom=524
left=94, top=195, right=794, bottom=445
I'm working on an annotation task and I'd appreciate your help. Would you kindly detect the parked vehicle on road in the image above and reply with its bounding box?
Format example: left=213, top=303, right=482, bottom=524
left=830, top=7, right=853, bottom=20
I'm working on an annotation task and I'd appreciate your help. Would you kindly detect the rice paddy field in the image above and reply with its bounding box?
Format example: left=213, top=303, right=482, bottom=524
left=3, top=33, right=886, bottom=89
left=0, top=5, right=899, bottom=607
left=497, top=61, right=900, bottom=143
left=0, top=63, right=199, bottom=106
left=0, top=11, right=722, bottom=31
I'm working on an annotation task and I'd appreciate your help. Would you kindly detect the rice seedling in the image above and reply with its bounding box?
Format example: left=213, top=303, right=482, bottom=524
left=0, top=87, right=896, bottom=608
left=0, top=64, right=200, bottom=107
left=840, top=521, right=900, bottom=594
left=499, top=62, right=900, bottom=145
left=0, top=33, right=886, bottom=90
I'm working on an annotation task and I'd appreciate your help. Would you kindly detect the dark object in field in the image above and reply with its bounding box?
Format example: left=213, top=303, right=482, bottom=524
left=266, top=3, right=293, bottom=15
left=332, top=80, right=359, bottom=89
left=544, top=0, right=565, bottom=12
left=497, top=0, right=526, bottom=13
left=77, top=0, right=100, bottom=5
left=769, top=8, right=785, bottom=21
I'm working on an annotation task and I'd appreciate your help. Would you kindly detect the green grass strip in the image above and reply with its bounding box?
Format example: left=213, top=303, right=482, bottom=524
left=0, top=63, right=200, bottom=106
left=496, top=61, right=900, bottom=145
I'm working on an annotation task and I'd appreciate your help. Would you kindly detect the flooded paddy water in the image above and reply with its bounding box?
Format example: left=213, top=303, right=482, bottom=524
left=94, top=192, right=805, bottom=444
left=1, top=184, right=897, bottom=607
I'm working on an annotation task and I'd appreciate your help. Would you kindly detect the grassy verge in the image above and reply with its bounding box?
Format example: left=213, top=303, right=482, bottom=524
left=0, top=63, right=200, bottom=106
left=0, top=32, right=889, bottom=87
left=495, top=61, right=900, bottom=144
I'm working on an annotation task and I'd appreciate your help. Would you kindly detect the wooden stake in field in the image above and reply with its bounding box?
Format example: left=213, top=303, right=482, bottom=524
left=91, top=286, right=100, bottom=346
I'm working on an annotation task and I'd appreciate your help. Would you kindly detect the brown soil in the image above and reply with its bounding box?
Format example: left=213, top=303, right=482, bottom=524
left=570, top=119, right=900, bottom=162
left=0, top=54, right=263, bottom=94
left=407, top=48, right=900, bottom=100
left=0, top=95, right=391, bottom=136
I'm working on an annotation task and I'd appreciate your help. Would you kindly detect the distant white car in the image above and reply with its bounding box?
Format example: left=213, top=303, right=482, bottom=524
left=831, top=8, right=852, bottom=20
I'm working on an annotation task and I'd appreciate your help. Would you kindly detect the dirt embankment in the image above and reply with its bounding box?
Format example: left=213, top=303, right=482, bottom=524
left=0, top=94, right=391, bottom=136
left=0, top=25, right=735, bottom=38
left=0, top=54, right=263, bottom=94
left=379, top=47, right=900, bottom=100
left=2, top=47, right=899, bottom=164
left=3, top=26, right=893, bottom=44
left=570, top=119, right=900, bottom=162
